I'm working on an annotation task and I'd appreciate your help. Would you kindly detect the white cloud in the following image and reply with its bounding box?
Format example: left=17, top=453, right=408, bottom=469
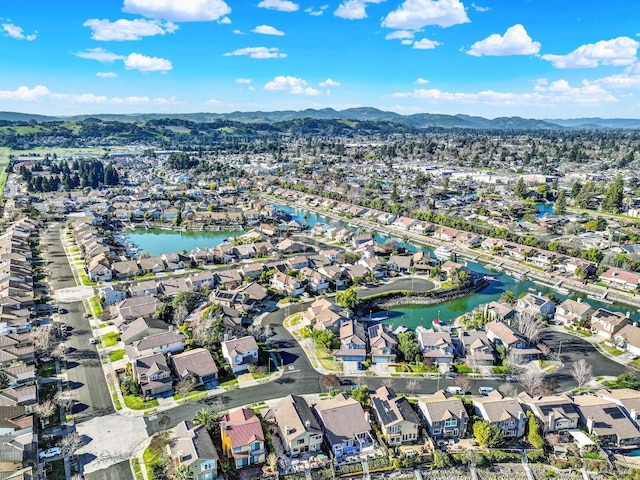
left=236, top=78, right=252, bottom=84
left=385, top=30, right=414, bottom=40
left=252, top=25, right=285, bottom=36
left=224, top=46, right=286, bottom=59
left=96, top=72, right=119, bottom=78
left=392, top=79, right=617, bottom=107
left=0, top=85, right=50, bottom=101
left=319, top=78, right=340, bottom=87
left=264, top=76, right=321, bottom=95
left=413, top=38, right=441, bottom=50
left=467, top=24, right=540, bottom=57
left=74, top=47, right=125, bottom=63
left=305, top=5, right=328, bottom=16
left=122, top=0, right=231, bottom=21
left=232, top=29, right=243, bottom=34
left=206, top=98, right=221, bottom=104
left=83, top=18, right=178, bottom=41
left=596, top=73, right=640, bottom=89
left=124, top=53, right=173, bottom=72
left=542, top=36, right=640, bottom=68
left=334, top=0, right=385, bottom=20
left=257, top=0, right=299, bottom=12
left=2, top=23, right=37, bottom=41
left=382, top=0, right=469, bottom=31
left=219, top=16, right=231, bottom=24
left=415, top=77, right=429, bottom=84
left=471, top=2, right=489, bottom=12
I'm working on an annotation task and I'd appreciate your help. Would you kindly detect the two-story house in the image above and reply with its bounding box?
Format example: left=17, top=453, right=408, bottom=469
left=416, top=328, right=455, bottom=368
left=473, top=391, right=526, bottom=439
left=169, top=348, right=219, bottom=388
left=418, top=390, right=468, bottom=441
left=555, top=299, right=594, bottom=327
left=132, top=353, right=173, bottom=398
left=590, top=308, right=630, bottom=339
left=458, top=330, right=494, bottom=366
left=169, top=421, right=218, bottom=480
left=221, top=336, right=259, bottom=374
left=516, top=293, right=555, bottom=318
left=313, top=394, right=376, bottom=459
left=220, top=408, right=266, bottom=469
left=271, top=272, right=305, bottom=297
left=572, top=394, right=640, bottom=447
left=518, top=392, right=579, bottom=433
left=368, top=324, right=398, bottom=364
left=333, top=319, right=367, bottom=364
left=265, top=395, right=324, bottom=456
left=596, top=388, right=640, bottom=429
left=371, top=387, right=421, bottom=446
left=126, top=330, right=186, bottom=359
left=485, top=321, right=541, bottom=361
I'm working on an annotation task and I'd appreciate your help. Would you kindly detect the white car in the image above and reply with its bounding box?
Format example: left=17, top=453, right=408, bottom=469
left=89, top=338, right=98, bottom=345
left=39, top=447, right=61, bottom=459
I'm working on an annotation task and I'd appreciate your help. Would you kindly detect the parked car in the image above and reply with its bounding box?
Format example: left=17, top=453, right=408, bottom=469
left=339, top=379, right=354, bottom=386
left=39, top=355, right=52, bottom=363
left=58, top=308, right=68, bottom=314
left=83, top=313, right=90, bottom=318
left=479, top=386, right=495, bottom=396
left=506, top=375, right=519, bottom=382
left=39, top=447, right=61, bottom=459
left=89, top=338, right=98, bottom=345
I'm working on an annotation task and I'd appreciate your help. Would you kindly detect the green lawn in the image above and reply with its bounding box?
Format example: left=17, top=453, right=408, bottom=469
left=90, top=295, right=103, bottom=316
left=123, top=395, right=159, bottom=410
left=103, top=332, right=121, bottom=347
left=37, top=361, right=57, bottom=378
left=220, top=378, right=239, bottom=389
left=143, top=442, right=163, bottom=480
left=109, top=349, right=126, bottom=362
left=78, top=270, right=96, bottom=286
left=173, top=390, right=207, bottom=402
left=600, top=342, right=625, bottom=356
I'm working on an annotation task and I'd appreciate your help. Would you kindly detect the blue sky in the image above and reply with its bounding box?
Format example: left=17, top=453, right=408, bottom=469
left=2, top=0, right=640, bottom=118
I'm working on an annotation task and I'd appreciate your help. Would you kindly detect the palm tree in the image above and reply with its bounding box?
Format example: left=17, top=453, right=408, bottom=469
left=500, top=290, right=517, bottom=305
left=193, top=408, right=215, bottom=430
left=173, top=464, right=194, bottom=480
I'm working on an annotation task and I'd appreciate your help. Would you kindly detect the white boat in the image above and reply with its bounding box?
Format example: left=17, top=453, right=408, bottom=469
left=434, top=246, right=453, bottom=261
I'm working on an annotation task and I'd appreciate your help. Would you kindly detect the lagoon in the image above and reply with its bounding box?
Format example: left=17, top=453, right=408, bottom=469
left=125, top=228, right=245, bottom=257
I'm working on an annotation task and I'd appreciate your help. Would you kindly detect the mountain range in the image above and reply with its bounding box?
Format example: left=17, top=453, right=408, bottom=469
left=1, top=108, right=640, bottom=130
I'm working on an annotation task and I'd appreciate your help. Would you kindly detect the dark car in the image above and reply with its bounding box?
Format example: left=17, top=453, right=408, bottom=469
left=339, top=379, right=354, bottom=386
left=58, top=308, right=68, bottom=314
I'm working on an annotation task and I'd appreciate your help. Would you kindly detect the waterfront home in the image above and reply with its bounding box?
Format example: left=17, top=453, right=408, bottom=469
left=555, top=299, right=594, bottom=327
left=600, top=268, right=640, bottom=291
left=169, top=348, right=218, bottom=387
left=132, top=353, right=174, bottom=398
left=120, top=317, right=168, bottom=345
left=572, top=394, right=640, bottom=447
left=596, top=388, right=640, bottom=428
left=518, top=392, right=579, bottom=433
left=139, top=256, right=167, bottom=274
left=271, top=272, right=304, bottom=297
left=111, top=259, right=140, bottom=280
left=127, top=330, right=186, bottom=358
left=516, top=293, right=555, bottom=318
left=458, top=330, right=494, bottom=366
left=484, top=302, right=515, bottom=322
left=169, top=421, right=218, bottom=480
left=312, top=394, right=376, bottom=459
left=387, top=255, right=412, bottom=274
left=333, top=319, right=367, bottom=363
left=590, top=308, right=629, bottom=339
left=417, top=390, right=468, bottom=441
left=563, top=258, right=596, bottom=278
left=473, top=391, right=526, bottom=439
left=265, top=395, right=324, bottom=456
left=368, top=323, right=398, bottom=364
left=433, top=226, right=458, bottom=242
left=221, top=335, right=259, bottom=374
left=301, top=298, right=347, bottom=333
left=220, top=408, right=266, bottom=469
left=371, top=387, right=421, bottom=445
left=416, top=328, right=455, bottom=367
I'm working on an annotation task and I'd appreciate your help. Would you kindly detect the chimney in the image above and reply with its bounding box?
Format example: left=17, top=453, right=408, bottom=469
left=178, top=450, right=184, bottom=462
left=168, top=324, right=174, bottom=331
left=627, top=312, right=631, bottom=319
left=365, top=412, right=371, bottom=423
left=577, top=297, right=582, bottom=303
left=305, top=420, right=311, bottom=428
left=285, top=425, right=291, bottom=436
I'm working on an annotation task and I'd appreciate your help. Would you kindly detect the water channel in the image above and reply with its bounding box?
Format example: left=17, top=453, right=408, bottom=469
left=276, top=204, right=639, bottom=330
left=125, top=228, right=244, bottom=257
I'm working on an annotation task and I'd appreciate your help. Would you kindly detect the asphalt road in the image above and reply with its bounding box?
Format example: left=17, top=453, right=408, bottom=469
left=145, top=303, right=626, bottom=433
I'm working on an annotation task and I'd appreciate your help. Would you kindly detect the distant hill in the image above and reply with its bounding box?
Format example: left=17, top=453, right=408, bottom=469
left=2, top=108, right=640, bottom=130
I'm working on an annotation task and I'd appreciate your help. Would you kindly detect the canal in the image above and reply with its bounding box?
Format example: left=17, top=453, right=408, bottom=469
left=277, top=204, right=638, bottom=330
left=125, top=228, right=245, bottom=257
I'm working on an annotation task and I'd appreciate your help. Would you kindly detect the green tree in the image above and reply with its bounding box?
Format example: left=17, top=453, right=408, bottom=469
left=336, top=287, right=359, bottom=311
left=433, top=450, right=453, bottom=468
left=397, top=331, right=419, bottom=363
left=500, top=290, right=516, bottom=305
left=601, top=174, right=624, bottom=214
left=514, top=177, right=527, bottom=199
left=173, top=464, right=195, bottom=480
left=526, top=412, right=544, bottom=449
left=311, top=329, right=335, bottom=350
left=582, top=247, right=604, bottom=263
left=575, top=181, right=596, bottom=209
left=553, top=190, right=567, bottom=215
left=473, top=420, right=503, bottom=448
left=173, top=291, right=198, bottom=314
left=351, top=386, right=370, bottom=406
left=193, top=408, right=216, bottom=430
left=617, top=373, right=640, bottom=389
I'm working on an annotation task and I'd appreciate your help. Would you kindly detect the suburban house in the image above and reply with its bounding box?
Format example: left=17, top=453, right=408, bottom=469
left=301, top=298, right=348, bottom=333
left=367, top=323, right=398, bottom=364
left=169, top=348, right=219, bottom=387
left=111, top=260, right=141, bottom=280
left=221, top=336, right=259, bottom=374
left=132, top=353, right=173, bottom=398
left=271, top=272, right=305, bottom=297
left=596, top=388, right=640, bottom=428
left=572, top=394, right=640, bottom=447
left=590, top=308, right=630, bottom=339
left=555, top=299, right=594, bottom=327
left=600, top=268, right=640, bottom=291
left=518, top=392, right=580, bottom=433
left=115, top=295, right=162, bottom=325
left=312, top=394, right=376, bottom=459
left=120, top=317, right=168, bottom=345
left=516, top=293, right=555, bottom=318
left=416, top=328, right=455, bottom=368
left=485, top=321, right=541, bottom=360
left=220, top=408, right=266, bottom=469
left=473, top=391, right=526, bottom=439
left=265, top=395, right=324, bottom=456
left=485, top=302, right=515, bottom=322
left=371, top=387, right=421, bottom=446
left=126, top=330, right=186, bottom=358
left=614, top=324, right=640, bottom=356
left=458, top=330, right=494, bottom=366
left=169, top=421, right=218, bottom=480
left=417, top=390, right=468, bottom=441
left=333, top=319, right=367, bottom=363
